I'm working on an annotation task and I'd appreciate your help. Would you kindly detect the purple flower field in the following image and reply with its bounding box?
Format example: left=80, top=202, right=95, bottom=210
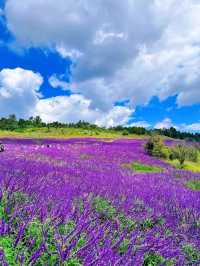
left=0, top=138, right=200, bottom=265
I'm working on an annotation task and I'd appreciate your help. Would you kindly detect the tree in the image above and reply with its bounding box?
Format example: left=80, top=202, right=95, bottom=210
left=170, top=144, right=188, bottom=167
left=145, top=135, right=169, bottom=159
left=170, top=144, right=198, bottom=167
left=33, top=116, right=43, bottom=127
left=6, top=114, right=18, bottom=131
left=18, top=119, right=26, bottom=129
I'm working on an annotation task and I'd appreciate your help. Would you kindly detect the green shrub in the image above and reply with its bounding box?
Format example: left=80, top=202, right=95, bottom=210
left=122, top=130, right=129, bottom=136
left=185, top=180, right=200, bottom=191
left=145, top=136, right=170, bottom=159
left=170, top=144, right=187, bottom=167
left=170, top=144, right=199, bottom=167
left=186, top=146, right=198, bottom=162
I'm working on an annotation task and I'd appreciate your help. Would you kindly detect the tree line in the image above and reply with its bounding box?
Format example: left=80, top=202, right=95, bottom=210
left=0, top=114, right=199, bottom=142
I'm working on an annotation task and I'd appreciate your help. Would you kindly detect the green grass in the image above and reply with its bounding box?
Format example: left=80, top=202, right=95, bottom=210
left=0, top=127, right=146, bottom=139
left=185, top=180, right=200, bottom=191
left=166, top=157, right=200, bottom=172
left=122, top=161, right=163, bottom=173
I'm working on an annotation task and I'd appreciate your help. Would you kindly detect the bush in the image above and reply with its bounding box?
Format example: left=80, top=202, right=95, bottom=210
left=170, top=144, right=199, bottom=167
left=170, top=144, right=187, bottom=167
left=122, top=130, right=129, bottom=136
left=186, top=146, right=198, bottom=162
left=145, top=135, right=170, bottom=159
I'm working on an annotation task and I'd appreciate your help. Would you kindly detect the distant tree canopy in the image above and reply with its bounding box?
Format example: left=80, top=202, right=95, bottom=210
left=0, top=114, right=199, bottom=142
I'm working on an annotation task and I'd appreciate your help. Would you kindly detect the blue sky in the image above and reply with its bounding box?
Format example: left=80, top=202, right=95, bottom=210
left=0, top=0, right=200, bottom=131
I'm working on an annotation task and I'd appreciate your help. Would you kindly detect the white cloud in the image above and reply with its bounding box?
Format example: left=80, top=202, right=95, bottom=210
left=93, top=30, right=126, bottom=45
left=56, top=45, right=83, bottom=60
left=0, top=68, right=43, bottom=118
left=0, top=68, right=199, bottom=129
left=49, top=75, right=70, bottom=90
left=154, top=118, right=200, bottom=132
left=3, top=0, right=200, bottom=121
left=181, top=122, right=200, bottom=132
left=129, top=121, right=151, bottom=128
left=35, top=95, right=132, bottom=127
left=0, top=68, right=132, bottom=127
left=154, top=118, right=176, bottom=129
left=95, top=106, right=132, bottom=128
left=34, top=94, right=97, bottom=124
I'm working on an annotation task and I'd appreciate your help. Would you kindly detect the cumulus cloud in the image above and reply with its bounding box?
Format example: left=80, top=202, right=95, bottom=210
left=154, top=118, right=176, bottom=129
left=35, top=95, right=132, bottom=127
left=0, top=67, right=198, bottom=129
left=34, top=94, right=98, bottom=124
left=95, top=106, right=132, bottom=128
left=0, top=68, right=43, bottom=118
left=4, top=0, right=200, bottom=112
left=0, top=68, right=131, bottom=127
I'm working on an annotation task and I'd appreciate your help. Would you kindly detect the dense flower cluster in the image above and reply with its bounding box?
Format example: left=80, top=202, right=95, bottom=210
left=0, top=138, right=200, bottom=265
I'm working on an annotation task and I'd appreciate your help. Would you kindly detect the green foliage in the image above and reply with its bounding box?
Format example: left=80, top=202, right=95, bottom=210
left=143, top=252, right=174, bottom=266
left=58, top=220, right=76, bottom=235
left=73, top=233, right=87, bottom=253
left=93, top=196, right=117, bottom=219
left=35, top=253, right=59, bottom=266
left=122, top=130, right=129, bottom=136
left=0, top=236, right=17, bottom=266
left=0, top=191, right=7, bottom=220
left=145, top=135, right=170, bottom=159
left=169, top=144, right=187, bottom=167
left=140, top=217, right=165, bottom=231
left=1, top=114, right=18, bottom=131
left=166, top=158, right=200, bottom=172
left=170, top=144, right=199, bottom=167
left=0, top=114, right=199, bottom=141
left=119, top=238, right=130, bottom=255
left=122, top=161, right=163, bottom=173
left=186, top=146, right=198, bottom=162
left=140, top=218, right=154, bottom=231
left=185, top=180, right=200, bottom=190
left=182, top=243, right=200, bottom=264
left=117, top=213, right=136, bottom=232
left=25, top=219, right=43, bottom=248
left=154, top=126, right=200, bottom=142
left=64, top=258, right=82, bottom=266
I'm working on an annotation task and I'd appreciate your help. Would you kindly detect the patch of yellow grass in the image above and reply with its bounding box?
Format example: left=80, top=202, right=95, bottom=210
left=166, top=158, right=200, bottom=172
left=0, top=128, right=146, bottom=140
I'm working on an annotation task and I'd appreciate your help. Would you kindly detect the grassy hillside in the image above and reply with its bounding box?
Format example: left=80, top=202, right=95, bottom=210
left=0, top=127, right=146, bottom=139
